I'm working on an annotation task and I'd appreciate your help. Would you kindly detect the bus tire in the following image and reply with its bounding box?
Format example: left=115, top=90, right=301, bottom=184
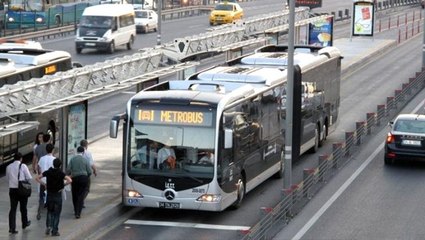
left=230, top=177, right=245, bottom=209
left=319, top=123, right=327, bottom=147
left=126, top=36, right=134, bottom=50
left=108, top=41, right=115, bottom=54
left=274, top=150, right=285, bottom=179
left=310, top=127, right=319, bottom=153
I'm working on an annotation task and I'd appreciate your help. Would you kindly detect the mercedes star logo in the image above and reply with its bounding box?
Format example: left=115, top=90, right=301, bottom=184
left=164, top=190, right=175, bottom=200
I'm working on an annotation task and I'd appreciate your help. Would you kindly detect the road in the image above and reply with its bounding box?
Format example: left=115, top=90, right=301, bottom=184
left=33, top=1, right=424, bottom=239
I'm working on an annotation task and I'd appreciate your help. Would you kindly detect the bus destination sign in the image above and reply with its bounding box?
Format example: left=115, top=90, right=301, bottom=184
left=136, top=109, right=213, bottom=126
left=44, top=65, right=57, bottom=74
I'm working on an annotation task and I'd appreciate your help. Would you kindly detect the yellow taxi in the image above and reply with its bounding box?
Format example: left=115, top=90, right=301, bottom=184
left=209, top=2, right=244, bottom=26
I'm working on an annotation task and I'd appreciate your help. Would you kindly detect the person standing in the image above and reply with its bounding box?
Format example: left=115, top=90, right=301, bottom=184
left=6, top=152, right=32, bottom=234
left=80, top=139, right=97, bottom=205
left=35, top=158, right=72, bottom=237
left=33, top=134, right=51, bottom=174
left=31, top=132, right=44, bottom=174
left=67, top=146, right=92, bottom=219
left=36, top=143, right=56, bottom=220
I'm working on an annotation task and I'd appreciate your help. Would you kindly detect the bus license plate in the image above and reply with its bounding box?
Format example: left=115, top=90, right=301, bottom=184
left=159, top=202, right=180, bottom=209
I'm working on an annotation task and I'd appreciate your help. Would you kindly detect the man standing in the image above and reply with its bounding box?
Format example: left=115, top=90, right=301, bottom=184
left=35, top=158, right=72, bottom=237
left=80, top=139, right=97, bottom=205
left=67, top=146, right=92, bottom=219
left=6, top=152, right=32, bottom=234
left=33, top=134, right=51, bottom=173
left=36, top=143, right=55, bottom=220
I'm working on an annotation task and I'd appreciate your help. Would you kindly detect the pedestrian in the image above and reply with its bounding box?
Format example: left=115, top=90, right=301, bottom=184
left=35, top=158, right=72, bottom=237
left=6, top=152, right=32, bottom=234
left=31, top=132, right=44, bottom=174
left=80, top=139, right=98, bottom=206
left=33, top=133, right=51, bottom=173
left=36, top=143, right=56, bottom=220
left=67, top=146, right=92, bottom=219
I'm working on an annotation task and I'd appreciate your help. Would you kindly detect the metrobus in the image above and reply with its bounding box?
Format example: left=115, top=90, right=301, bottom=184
left=5, top=0, right=90, bottom=29
left=223, top=45, right=342, bottom=150
left=110, top=46, right=341, bottom=211
left=0, top=40, right=75, bottom=167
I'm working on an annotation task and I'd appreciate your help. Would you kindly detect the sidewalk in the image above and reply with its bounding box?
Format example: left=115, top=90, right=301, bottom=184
left=0, top=37, right=397, bottom=240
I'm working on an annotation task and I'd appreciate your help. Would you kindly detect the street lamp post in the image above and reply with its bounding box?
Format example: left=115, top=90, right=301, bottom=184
left=284, top=0, right=295, bottom=190
left=157, top=0, right=162, bottom=45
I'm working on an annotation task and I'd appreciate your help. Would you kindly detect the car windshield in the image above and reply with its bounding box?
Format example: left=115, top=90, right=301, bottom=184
left=394, top=119, right=425, bottom=133
left=135, top=11, right=148, bottom=18
left=214, top=4, right=233, bottom=11
left=9, top=0, right=43, bottom=11
left=79, top=16, right=113, bottom=28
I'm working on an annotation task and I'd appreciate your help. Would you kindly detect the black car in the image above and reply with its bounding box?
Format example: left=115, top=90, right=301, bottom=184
left=385, top=114, right=425, bottom=165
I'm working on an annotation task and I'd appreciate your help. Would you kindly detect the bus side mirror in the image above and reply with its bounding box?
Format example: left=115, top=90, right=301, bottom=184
left=110, top=113, right=125, bottom=138
left=224, top=129, right=233, bottom=149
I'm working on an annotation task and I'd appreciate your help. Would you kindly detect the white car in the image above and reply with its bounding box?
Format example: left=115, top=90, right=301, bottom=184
left=135, top=9, right=158, bottom=33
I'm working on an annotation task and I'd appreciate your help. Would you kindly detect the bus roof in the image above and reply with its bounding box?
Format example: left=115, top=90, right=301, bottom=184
left=194, top=66, right=285, bottom=86
left=82, top=4, right=135, bottom=16
left=0, top=49, right=71, bottom=66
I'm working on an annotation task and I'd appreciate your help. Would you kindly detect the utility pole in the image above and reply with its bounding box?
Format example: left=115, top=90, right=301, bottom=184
left=284, top=0, right=295, bottom=190
left=157, top=0, right=162, bottom=45
left=423, top=10, right=425, bottom=67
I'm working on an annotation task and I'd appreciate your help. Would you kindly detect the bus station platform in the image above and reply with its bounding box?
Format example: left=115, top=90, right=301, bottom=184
left=0, top=37, right=397, bottom=240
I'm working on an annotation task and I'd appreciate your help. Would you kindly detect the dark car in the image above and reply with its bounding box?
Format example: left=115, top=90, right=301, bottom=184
left=385, top=114, right=425, bottom=165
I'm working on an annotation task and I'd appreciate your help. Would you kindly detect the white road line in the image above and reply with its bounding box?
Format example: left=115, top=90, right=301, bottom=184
left=124, top=219, right=250, bottom=231
left=292, top=100, right=425, bottom=240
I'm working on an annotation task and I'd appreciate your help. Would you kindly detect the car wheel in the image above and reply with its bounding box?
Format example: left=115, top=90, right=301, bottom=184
left=384, top=157, right=394, bottom=165
left=108, top=41, right=115, bottom=54
left=126, top=36, right=134, bottom=50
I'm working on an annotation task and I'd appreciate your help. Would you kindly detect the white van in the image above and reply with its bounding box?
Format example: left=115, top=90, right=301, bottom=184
left=75, top=4, right=136, bottom=54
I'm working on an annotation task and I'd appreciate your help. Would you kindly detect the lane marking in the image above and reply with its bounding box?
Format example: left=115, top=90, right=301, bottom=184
left=124, top=219, right=250, bottom=231
left=292, top=100, right=425, bottom=240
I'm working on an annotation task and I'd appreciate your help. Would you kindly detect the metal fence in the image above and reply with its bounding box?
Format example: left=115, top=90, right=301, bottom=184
left=240, top=68, right=425, bottom=240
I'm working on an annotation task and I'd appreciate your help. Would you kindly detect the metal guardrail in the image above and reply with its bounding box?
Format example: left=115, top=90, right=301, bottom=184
left=240, top=68, right=425, bottom=240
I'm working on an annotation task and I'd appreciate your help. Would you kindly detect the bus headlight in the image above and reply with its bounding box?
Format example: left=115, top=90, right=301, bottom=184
left=35, top=17, right=43, bottom=23
left=8, top=17, right=15, bottom=22
left=127, top=190, right=143, bottom=198
left=197, top=194, right=221, bottom=202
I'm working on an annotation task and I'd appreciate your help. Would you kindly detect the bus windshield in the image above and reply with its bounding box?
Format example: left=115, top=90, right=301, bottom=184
left=9, top=0, right=43, bottom=11
left=128, top=105, right=216, bottom=178
left=79, top=16, right=113, bottom=28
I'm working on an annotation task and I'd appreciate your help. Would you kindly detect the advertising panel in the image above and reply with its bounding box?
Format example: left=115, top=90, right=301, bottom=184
left=67, top=102, right=87, bottom=164
left=352, top=1, right=375, bottom=36
left=308, top=16, right=333, bottom=47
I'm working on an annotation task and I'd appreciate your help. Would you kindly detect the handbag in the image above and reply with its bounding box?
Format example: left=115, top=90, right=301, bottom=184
left=17, top=163, right=32, bottom=198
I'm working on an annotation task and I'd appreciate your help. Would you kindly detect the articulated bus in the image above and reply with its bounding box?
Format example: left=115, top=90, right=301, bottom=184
left=110, top=45, right=342, bottom=211
left=0, top=40, right=74, bottom=167
left=223, top=45, right=342, bottom=153
left=6, top=0, right=90, bottom=29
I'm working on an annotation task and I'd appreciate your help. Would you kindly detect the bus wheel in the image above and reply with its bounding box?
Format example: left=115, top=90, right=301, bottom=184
left=108, top=41, right=115, bottom=54
left=55, top=16, right=61, bottom=26
left=231, top=178, right=245, bottom=209
left=274, top=150, right=285, bottom=179
left=310, top=127, right=319, bottom=153
left=319, top=123, right=327, bottom=147
left=126, top=36, right=134, bottom=50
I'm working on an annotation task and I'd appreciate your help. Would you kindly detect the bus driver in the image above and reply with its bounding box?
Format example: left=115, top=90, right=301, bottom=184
left=158, top=139, right=176, bottom=169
